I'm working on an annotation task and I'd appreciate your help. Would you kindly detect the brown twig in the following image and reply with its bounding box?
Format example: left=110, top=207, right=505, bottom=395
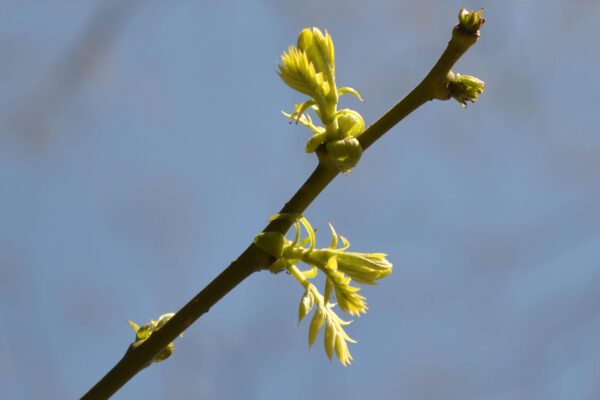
left=82, top=18, right=482, bottom=400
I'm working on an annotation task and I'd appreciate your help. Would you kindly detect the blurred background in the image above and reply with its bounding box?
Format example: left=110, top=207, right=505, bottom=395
left=1, top=1, right=599, bottom=399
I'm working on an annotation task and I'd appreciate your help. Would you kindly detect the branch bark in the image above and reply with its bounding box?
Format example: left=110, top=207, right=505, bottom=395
left=82, top=23, right=481, bottom=400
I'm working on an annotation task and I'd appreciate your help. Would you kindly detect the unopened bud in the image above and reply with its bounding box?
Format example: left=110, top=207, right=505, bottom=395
left=448, top=73, right=485, bottom=108
left=325, top=137, right=363, bottom=174
left=458, top=8, right=485, bottom=35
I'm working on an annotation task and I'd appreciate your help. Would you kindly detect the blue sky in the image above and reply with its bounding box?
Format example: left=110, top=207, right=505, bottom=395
left=1, top=1, right=600, bottom=399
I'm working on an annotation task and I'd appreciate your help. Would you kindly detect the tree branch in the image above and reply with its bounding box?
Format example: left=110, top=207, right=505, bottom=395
left=82, top=20, right=481, bottom=400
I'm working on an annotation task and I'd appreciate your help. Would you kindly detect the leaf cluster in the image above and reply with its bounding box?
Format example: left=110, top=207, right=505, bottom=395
left=255, top=214, right=392, bottom=365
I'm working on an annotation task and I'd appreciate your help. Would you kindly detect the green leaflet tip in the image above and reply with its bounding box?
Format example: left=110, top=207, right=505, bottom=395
left=128, top=320, right=140, bottom=332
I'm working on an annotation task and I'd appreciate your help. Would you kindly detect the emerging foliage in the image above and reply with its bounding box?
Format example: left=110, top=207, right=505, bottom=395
left=279, top=28, right=366, bottom=174
left=254, top=214, right=392, bottom=365
left=128, top=313, right=177, bottom=363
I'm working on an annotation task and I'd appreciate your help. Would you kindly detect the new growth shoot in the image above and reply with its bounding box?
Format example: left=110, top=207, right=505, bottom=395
left=255, top=214, right=392, bottom=365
